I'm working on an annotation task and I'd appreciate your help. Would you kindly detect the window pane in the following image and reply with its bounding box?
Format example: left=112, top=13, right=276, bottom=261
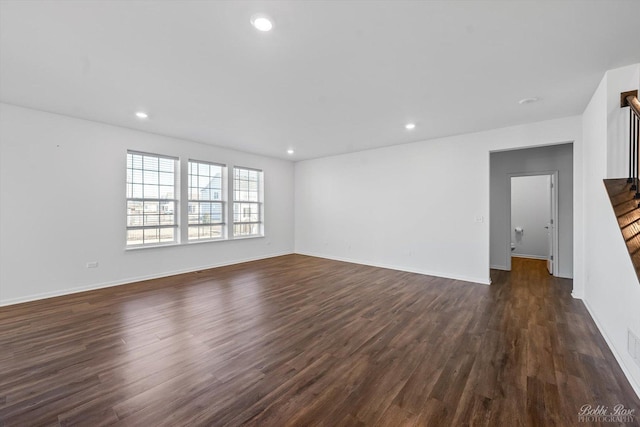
left=143, top=170, right=158, bottom=184
left=143, top=156, right=158, bottom=171
left=211, top=203, right=222, bottom=223
left=210, top=225, right=223, bottom=238
left=188, top=226, right=199, bottom=240
left=188, top=202, right=198, bottom=224
left=161, top=201, right=175, bottom=214
left=210, top=176, right=221, bottom=189
left=159, top=158, right=174, bottom=172
left=132, top=184, right=143, bottom=198
left=144, top=214, right=159, bottom=226
left=126, top=152, right=177, bottom=246
left=143, top=201, right=159, bottom=213
left=159, top=172, right=173, bottom=186
left=143, top=228, right=159, bottom=243
left=127, top=229, right=143, bottom=245
left=198, top=176, right=210, bottom=189
left=127, top=215, right=143, bottom=227
left=159, top=185, right=174, bottom=199
left=144, top=184, right=158, bottom=198
left=159, top=228, right=174, bottom=242
left=127, top=200, right=143, bottom=214
left=233, top=202, right=259, bottom=223
left=160, top=214, right=174, bottom=225
left=188, top=201, right=224, bottom=225
left=198, top=163, right=210, bottom=176
left=234, top=223, right=258, bottom=237
left=232, top=167, right=262, bottom=237
left=188, top=160, right=226, bottom=240
left=130, top=154, right=143, bottom=169
left=188, top=223, right=223, bottom=241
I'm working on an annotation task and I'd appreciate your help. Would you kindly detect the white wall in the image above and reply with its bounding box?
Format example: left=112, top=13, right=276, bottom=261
left=607, top=65, right=640, bottom=179
left=582, top=63, right=640, bottom=396
left=490, top=144, right=573, bottom=277
left=511, top=175, right=550, bottom=259
left=295, top=116, right=581, bottom=285
left=0, top=103, right=295, bottom=305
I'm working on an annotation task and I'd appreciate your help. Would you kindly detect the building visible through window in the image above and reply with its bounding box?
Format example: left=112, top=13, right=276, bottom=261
left=188, top=160, right=225, bottom=241
left=233, top=167, right=263, bottom=237
left=126, top=151, right=178, bottom=246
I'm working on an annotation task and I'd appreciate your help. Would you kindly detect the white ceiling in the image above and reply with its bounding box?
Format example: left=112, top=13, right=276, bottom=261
left=1, top=1, right=639, bottom=161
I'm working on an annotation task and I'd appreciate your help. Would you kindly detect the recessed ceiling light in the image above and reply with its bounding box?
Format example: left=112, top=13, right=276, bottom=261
left=287, top=149, right=294, bottom=155
left=135, top=111, right=149, bottom=119
left=251, top=14, right=273, bottom=32
left=405, top=123, right=416, bottom=130
left=518, top=97, right=539, bottom=105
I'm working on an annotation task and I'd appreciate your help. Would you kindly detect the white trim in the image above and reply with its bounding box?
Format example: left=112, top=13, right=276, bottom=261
left=127, top=149, right=178, bottom=161
left=0, top=252, right=292, bottom=307
left=511, top=254, right=548, bottom=260
left=296, top=251, right=491, bottom=285
left=583, top=299, right=640, bottom=399
left=507, top=171, right=560, bottom=275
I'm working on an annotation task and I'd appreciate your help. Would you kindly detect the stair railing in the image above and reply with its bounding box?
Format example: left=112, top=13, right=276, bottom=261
left=622, top=90, right=640, bottom=206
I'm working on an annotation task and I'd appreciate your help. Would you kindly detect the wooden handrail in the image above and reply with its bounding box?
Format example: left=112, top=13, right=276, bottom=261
left=621, top=90, right=640, bottom=118
left=628, top=95, right=640, bottom=119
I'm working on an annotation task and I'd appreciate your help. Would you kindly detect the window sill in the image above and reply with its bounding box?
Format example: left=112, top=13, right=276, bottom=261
left=125, top=242, right=182, bottom=251
left=125, top=235, right=264, bottom=250
left=231, top=234, right=265, bottom=241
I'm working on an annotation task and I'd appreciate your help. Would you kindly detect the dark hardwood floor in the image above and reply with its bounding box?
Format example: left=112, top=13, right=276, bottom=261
left=1, top=255, right=638, bottom=426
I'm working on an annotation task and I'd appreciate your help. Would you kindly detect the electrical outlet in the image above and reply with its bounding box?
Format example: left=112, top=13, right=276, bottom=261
left=86, top=261, right=98, bottom=268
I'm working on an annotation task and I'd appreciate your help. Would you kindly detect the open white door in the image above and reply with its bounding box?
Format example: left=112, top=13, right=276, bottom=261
left=546, top=174, right=555, bottom=274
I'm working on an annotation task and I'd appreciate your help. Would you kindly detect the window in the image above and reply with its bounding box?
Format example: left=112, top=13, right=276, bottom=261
left=188, top=160, right=225, bottom=240
left=126, top=152, right=178, bottom=246
left=125, top=153, right=264, bottom=246
left=233, top=167, right=263, bottom=237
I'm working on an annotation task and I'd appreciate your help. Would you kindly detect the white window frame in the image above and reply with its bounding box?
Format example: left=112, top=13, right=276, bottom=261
left=126, top=151, right=179, bottom=247
left=232, top=166, right=263, bottom=238
left=188, top=160, right=226, bottom=241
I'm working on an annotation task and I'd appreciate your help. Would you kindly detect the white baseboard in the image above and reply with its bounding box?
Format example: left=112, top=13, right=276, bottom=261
left=490, top=264, right=509, bottom=270
left=571, top=291, right=585, bottom=300
left=0, top=252, right=293, bottom=307
left=511, top=254, right=548, bottom=260
left=295, top=251, right=491, bottom=285
left=582, top=299, right=640, bottom=399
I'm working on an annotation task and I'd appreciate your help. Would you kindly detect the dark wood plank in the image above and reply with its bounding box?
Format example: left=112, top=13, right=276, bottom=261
left=0, top=255, right=639, bottom=426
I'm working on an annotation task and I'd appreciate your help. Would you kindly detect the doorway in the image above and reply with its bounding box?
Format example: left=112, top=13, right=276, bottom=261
left=508, top=172, right=558, bottom=275
left=489, top=143, right=573, bottom=279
